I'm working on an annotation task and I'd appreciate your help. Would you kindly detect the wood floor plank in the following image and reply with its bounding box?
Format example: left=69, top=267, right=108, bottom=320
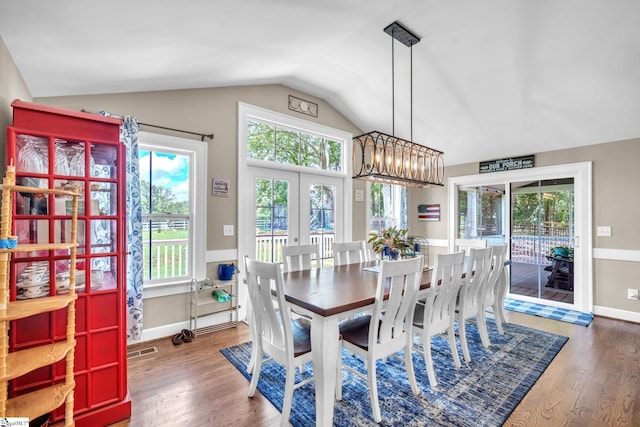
left=111, top=312, right=640, bottom=426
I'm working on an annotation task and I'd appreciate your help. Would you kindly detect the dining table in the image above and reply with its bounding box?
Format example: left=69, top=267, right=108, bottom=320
left=281, top=257, right=511, bottom=427
left=282, top=260, right=433, bottom=427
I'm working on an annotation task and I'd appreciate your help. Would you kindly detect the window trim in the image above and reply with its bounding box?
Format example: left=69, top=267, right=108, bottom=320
left=137, top=131, right=207, bottom=298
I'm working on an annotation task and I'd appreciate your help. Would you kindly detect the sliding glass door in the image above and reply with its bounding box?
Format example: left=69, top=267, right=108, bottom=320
left=449, top=162, right=592, bottom=313
left=510, top=179, right=575, bottom=304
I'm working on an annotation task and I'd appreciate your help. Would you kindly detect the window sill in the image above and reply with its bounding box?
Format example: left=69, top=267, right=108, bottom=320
left=144, top=280, right=193, bottom=299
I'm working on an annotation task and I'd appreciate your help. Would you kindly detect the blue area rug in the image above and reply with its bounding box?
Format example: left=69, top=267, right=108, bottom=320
left=504, top=298, right=594, bottom=326
left=221, top=319, right=568, bottom=426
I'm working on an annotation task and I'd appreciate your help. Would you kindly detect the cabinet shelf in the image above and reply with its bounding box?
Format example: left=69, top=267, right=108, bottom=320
left=0, top=242, right=79, bottom=254
left=1, top=164, right=78, bottom=425
left=2, top=290, right=77, bottom=322
left=2, top=184, right=78, bottom=198
left=1, top=340, right=75, bottom=382
left=5, top=382, right=74, bottom=420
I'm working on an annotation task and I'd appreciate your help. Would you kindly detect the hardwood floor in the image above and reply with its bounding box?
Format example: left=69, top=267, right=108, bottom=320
left=114, top=313, right=640, bottom=426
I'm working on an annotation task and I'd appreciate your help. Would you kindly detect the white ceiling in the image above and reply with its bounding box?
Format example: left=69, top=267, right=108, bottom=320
left=1, top=0, right=639, bottom=165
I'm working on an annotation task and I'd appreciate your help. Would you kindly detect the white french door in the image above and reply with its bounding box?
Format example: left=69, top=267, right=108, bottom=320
left=246, top=166, right=344, bottom=266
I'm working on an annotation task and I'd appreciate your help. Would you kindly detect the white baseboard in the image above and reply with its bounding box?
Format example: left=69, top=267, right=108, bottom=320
left=593, top=305, right=640, bottom=323
left=128, top=311, right=236, bottom=345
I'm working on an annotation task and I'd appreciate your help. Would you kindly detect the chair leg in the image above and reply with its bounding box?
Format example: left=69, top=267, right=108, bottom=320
left=459, top=316, right=471, bottom=363
left=281, top=364, right=296, bottom=427
left=493, top=302, right=505, bottom=335
left=477, top=309, right=491, bottom=348
left=405, top=343, right=419, bottom=396
left=448, top=321, right=461, bottom=369
left=246, top=310, right=257, bottom=375
left=248, top=348, right=263, bottom=397
left=336, top=346, right=343, bottom=401
left=423, top=336, right=437, bottom=388
left=496, top=268, right=510, bottom=328
left=368, top=357, right=382, bottom=424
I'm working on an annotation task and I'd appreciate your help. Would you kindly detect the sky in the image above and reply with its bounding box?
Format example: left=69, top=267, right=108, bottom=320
left=138, top=150, right=190, bottom=202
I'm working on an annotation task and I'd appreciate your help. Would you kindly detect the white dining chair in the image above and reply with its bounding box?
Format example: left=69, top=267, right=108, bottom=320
left=455, top=246, right=492, bottom=363
left=281, top=244, right=319, bottom=272
left=362, top=240, right=378, bottom=262
left=477, top=244, right=508, bottom=348
left=244, top=256, right=314, bottom=427
left=455, top=238, right=487, bottom=254
left=333, top=241, right=365, bottom=265
left=412, top=251, right=465, bottom=388
left=337, top=256, right=423, bottom=423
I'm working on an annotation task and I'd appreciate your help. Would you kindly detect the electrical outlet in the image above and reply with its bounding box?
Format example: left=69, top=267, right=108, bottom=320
left=597, top=226, right=612, bottom=237
left=223, top=225, right=234, bottom=236
left=628, top=288, right=639, bottom=301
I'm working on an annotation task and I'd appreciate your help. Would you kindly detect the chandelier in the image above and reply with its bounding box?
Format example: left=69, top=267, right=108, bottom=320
left=353, top=21, right=444, bottom=188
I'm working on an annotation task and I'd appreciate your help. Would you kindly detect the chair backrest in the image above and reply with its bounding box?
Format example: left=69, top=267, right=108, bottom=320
left=482, top=244, right=508, bottom=308
left=459, top=247, right=493, bottom=314
left=333, top=241, right=365, bottom=265
left=281, top=244, right=319, bottom=272
left=419, top=251, right=465, bottom=332
left=244, top=256, right=292, bottom=362
left=455, top=238, right=488, bottom=254
left=362, top=241, right=378, bottom=262
left=370, top=256, right=423, bottom=353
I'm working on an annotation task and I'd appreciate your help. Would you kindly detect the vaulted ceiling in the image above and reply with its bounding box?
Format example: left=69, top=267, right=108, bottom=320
left=1, top=0, right=638, bottom=165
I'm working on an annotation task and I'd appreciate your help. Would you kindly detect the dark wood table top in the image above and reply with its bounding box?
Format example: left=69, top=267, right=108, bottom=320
left=283, top=261, right=433, bottom=317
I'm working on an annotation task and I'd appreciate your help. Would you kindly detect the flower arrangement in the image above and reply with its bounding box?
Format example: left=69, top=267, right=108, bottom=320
left=367, top=227, right=414, bottom=258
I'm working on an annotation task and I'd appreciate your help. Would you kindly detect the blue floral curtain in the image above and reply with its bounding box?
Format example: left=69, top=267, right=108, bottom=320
left=120, top=116, right=144, bottom=340
left=98, top=111, right=143, bottom=340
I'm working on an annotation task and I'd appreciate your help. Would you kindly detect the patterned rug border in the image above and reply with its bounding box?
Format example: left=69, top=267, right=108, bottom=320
left=221, top=319, right=568, bottom=426
left=504, top=298, right=594, bottom=326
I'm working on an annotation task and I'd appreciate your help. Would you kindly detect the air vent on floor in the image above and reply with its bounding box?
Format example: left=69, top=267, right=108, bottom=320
left=127, top=346, right=158, bottom=360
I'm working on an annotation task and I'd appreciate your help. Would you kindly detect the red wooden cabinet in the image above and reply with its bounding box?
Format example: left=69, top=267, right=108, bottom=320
left=6, top=100, right=130, bottom=426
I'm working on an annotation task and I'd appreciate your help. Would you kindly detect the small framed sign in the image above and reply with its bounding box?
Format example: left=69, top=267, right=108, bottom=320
left=212, top=178, right=230, bottom=197
left=479, top=155, right=535, bottom=174
left=418, top=204, right=440, bottom=222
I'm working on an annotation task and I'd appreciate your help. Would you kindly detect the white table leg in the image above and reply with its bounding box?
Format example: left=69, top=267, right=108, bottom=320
left=311, top=314, right=339, bottom=427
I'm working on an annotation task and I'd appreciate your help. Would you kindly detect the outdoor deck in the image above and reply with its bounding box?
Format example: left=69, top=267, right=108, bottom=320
left=509, top=261, right=574, bottom=304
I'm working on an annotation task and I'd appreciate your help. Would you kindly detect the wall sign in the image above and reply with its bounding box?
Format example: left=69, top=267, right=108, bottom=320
left=418, top=204, right=440, bottom=222
left=479, top=155, right=535, bottom=173
left=212, top=178, right=230, bottom=197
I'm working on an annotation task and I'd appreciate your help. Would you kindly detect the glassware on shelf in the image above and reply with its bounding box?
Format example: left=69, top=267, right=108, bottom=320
left=69, top=145, right=85, bottom=176
left=17, top=134, right=48, bottom=174
left=55, top=140, right=71, bottom=175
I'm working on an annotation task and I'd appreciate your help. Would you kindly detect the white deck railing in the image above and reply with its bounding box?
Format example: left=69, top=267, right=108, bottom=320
left=255, top=233, right=335, bottom=263
left=147, top=233, right=571, bottom=279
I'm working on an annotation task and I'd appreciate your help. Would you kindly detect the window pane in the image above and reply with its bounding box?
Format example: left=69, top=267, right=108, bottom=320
left=255, top=178, right=289, bottom=263
left=275, top=128, right=300, bottom=165
left=300, top=134, right=322, bottom=168
left=245, top=120, right=343, bottom=173
left=140, top=147, right=191, bottom=282
left=247, top=121, right=275, bottom=160
left=326, top=139, right=342, bottom=172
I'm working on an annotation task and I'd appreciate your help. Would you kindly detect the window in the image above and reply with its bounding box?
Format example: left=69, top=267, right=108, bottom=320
left=368, top=182, right=407, bottom=234
left=247, top=119, right=342, bottom=172
left=138, top=132, right=206, bottom=288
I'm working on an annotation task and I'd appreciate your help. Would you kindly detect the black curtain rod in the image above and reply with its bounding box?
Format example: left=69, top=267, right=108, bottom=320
left=81, top=108, right=214, bottom=142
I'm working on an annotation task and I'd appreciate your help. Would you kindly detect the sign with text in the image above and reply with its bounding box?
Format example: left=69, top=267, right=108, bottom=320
left=479, top=155, right=535, bottom=173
